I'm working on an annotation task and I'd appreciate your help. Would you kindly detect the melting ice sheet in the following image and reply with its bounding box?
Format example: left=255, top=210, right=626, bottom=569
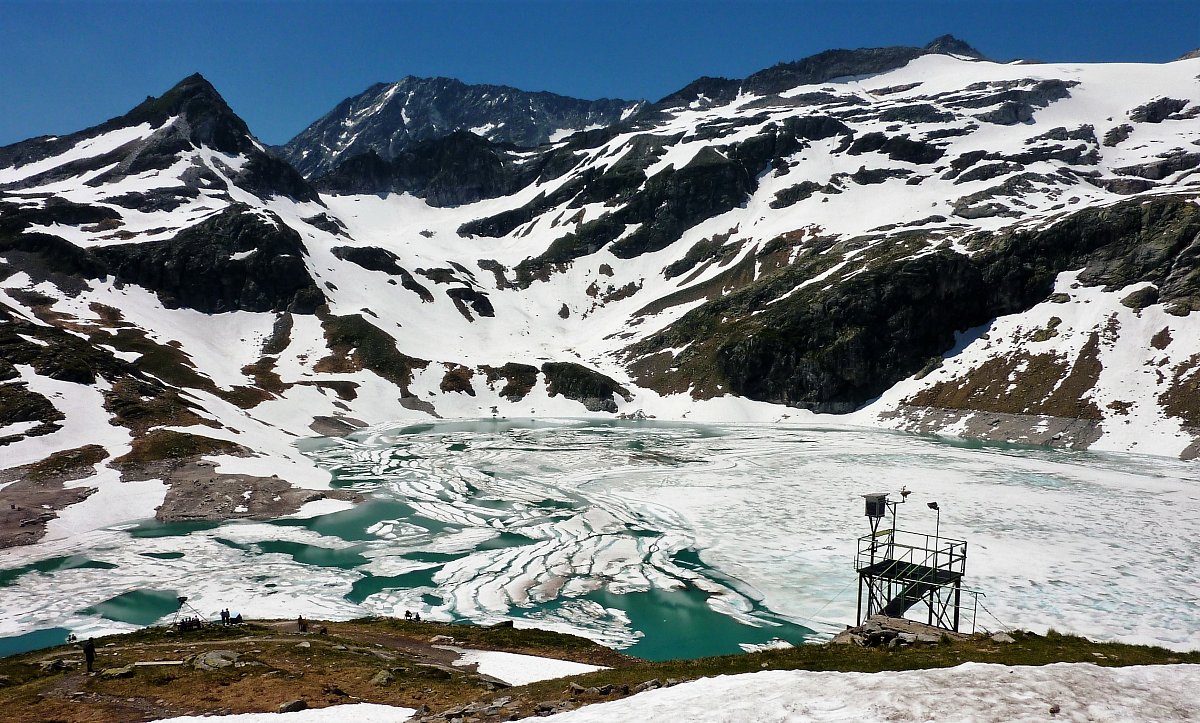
left=2, top=420, right=1198, bottom=657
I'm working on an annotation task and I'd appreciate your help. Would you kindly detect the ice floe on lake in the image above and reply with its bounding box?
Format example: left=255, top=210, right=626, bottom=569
left=1, top=420, right=1198, bottom=657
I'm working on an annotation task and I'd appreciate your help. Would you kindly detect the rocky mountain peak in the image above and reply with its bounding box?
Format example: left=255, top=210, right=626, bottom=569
left=279, top=76, right=642, bottom=177
left=120, top=72, right=256, bottom=155
left=0, top=72, right=315, bottom=208
left=923, top=34, right=986, bottom=59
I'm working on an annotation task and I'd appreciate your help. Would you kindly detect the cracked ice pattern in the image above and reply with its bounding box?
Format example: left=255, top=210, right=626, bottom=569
left=2, top=420, right=1199, bottom=656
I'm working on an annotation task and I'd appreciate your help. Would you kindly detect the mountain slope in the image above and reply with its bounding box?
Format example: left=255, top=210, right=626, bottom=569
left=1, top=45, right=1199, bottom=552
left=279, top=76, right=642, bottom=177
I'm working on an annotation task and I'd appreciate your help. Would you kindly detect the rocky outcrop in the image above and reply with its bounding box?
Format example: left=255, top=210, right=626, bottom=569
left=0, top=231, right=109, bottom=283
left=847, top=132, right=945, bottom=164
left=0, top=198, right=120, bottom=235
left=94, top=205, right=325, bottom=314
left=331, top=245, right=405, bottom=274
left=1129, top=97, right=1190, bottom=123
left=316, top=131, right=534, bottom=205
left=628, top=196, right=1200, bottom=413
left=1114, top=151, right=1200, bottom=181
left=480, top=363, right=539, bottom=401
left=769, top=182, right=823, bottom=209
left=316, top=311, right=428, bottom=393
left=541, top=362, right=632, bottom=412
left=446, top=287, right=495, bottom=320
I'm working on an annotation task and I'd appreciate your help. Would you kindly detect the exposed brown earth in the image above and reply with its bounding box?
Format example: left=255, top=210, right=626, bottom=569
left=2, top=617, right=1195, bottom=723
left=307, top=415, right=367, bottom=437
left=0, top=445, right=107, bottom=548
left=903, top=334, right=1105, bottom=421
left=878, top=406, right=1104, bottom=449
left=0, top=618, right=632, bottom=723
left=152, top=461, right=362, bottom=523
left=1160, top=353, right=1200, bottom=427
left=0, top=430, right=363, bottom=547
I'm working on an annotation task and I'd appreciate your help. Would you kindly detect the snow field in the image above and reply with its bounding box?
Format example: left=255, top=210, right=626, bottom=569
left=538, top=663, right=1200, bottom=723
left=148, top=662, right=1200, bottom=722
left=155, top=702, right=415, bottom=722
left=443, top=646, right=608, bottom=685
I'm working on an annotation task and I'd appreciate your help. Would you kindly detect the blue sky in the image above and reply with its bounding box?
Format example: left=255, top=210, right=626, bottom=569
left=2, top=0, right=1198, bottom=147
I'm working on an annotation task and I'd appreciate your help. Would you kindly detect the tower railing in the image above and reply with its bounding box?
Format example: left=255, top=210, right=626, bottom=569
left=855, top=528, right=967, bottom=578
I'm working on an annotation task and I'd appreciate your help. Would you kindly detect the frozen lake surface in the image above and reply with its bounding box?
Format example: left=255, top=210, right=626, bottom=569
left=2, top=420, right=1199, bottom=657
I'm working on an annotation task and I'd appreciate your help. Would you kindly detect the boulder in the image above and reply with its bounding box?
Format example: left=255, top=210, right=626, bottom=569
left=369, top=670, right=395, bottom=686
left=278, top=700, right=307, bottom=713
left=100, top=665, right=135, bottom=679
left=192, top=649, right=239, bottom=670
left=38, top=659, right=69, bottom=673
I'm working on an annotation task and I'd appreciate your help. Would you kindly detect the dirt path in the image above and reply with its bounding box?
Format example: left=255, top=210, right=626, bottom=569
left=39, top=621, right=489, bottom=679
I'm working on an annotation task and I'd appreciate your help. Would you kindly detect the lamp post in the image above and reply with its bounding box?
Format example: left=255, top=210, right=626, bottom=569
left=927, top=501, right=940, bottom=568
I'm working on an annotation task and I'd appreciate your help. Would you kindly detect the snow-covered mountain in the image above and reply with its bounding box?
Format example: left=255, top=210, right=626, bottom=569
left=279, top=76, right=642, bottom=177
left=2, top=38, right=1199, bottom=549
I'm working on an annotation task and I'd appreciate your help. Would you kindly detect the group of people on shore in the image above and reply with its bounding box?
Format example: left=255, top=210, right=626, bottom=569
left=219, top=608, right=243, bottom=625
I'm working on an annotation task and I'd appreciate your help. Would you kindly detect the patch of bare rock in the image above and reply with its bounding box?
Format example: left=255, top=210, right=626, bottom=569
left=153, top=460, right=361, bottom=522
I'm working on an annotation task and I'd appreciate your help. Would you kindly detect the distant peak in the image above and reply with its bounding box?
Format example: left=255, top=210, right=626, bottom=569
left=393, top=75, right=463, bottom=87
left=161, top=73, right=225, bottom=100
left=924, top=35, right=986, bottom=59
left=123, top=73, right=254, bottom=154
left=157, top=73, right=233, bottom=110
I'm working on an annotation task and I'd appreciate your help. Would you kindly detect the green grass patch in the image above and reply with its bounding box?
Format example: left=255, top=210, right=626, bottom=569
left=114, top=429, right=243, bottom=466
left=514, top=628, right=1200, bottom=703
left=20, top=445, right=108, bottom=482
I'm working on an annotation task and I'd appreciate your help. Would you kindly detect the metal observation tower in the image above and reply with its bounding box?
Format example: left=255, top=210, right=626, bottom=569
left=855, top=490, right=980, bottom=632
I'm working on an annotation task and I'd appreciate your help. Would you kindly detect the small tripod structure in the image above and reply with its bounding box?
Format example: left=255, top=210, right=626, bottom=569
left=855, top=490, right=979, bottom=632
left=169, top=596, right=207, bottom=631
